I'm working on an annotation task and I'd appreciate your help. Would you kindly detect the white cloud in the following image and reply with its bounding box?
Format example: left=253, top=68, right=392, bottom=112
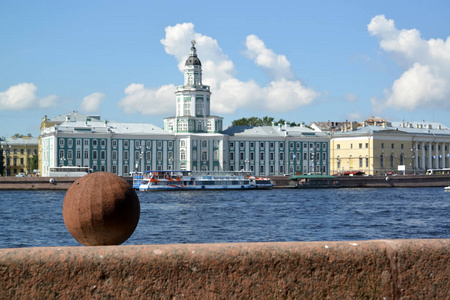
left=118, top=23, right=318, bottom=116
left=368, top=15, right=450, bottom=112
left=346, top=93, right=358, bottom=102
left=0, top=83, right=58, bottom=111
left=118, top=83, right=175, bottom=115
left=80, top=92, right=105, bottom=113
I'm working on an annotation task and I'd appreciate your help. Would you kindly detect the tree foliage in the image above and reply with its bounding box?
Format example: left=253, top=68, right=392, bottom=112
left=28, top=154, right=38, bottom=172
left=231, top=116, right=300, bottom=127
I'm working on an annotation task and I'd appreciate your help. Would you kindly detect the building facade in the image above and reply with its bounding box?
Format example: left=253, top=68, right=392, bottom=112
left=1, top=135, right=38, bottom=176
left=330, top=121, right=450, bottom=175
left=39, top=42, right=329, bottom=177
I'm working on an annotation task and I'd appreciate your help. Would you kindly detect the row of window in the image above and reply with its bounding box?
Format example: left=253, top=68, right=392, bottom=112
left=3, top=148, right=37, bottom=155
left=59, top=139, right=173, bottom=150
left=230, top=141, right=327, bottom=150
left=229, top=164, right=327, bottom=174
left=230, top=151, right=327, bottom=161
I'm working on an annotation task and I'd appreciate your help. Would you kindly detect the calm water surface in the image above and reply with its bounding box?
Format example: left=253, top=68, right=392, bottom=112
left=0, top=188, right=449, bottom=248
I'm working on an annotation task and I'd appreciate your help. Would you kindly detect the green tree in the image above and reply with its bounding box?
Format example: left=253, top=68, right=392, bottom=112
left=28, top=154, right=38, bottom=172
left=261, top=116, right=275, bottom=126
left=0, top=153, right=4, bottom=176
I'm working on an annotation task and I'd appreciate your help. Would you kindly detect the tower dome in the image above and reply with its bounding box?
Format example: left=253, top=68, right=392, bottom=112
left=185, top=40, right=201, bottom=66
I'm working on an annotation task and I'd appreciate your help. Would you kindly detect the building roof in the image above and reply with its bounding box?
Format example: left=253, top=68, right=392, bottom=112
left=185, top=41, right=201, bottom=66
left=332, top=121, right=450, bottom=137
left=223, top=125, right=327, bottom=138
left=1, top=136, right=38, bottom=146
left=51, top=120, right=169, bottom=135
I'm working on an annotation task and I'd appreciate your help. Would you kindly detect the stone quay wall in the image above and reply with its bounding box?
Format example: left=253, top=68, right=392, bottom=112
left=1, top=239, right=449, bottom=299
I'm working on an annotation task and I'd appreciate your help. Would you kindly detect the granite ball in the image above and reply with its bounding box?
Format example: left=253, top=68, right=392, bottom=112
left=63, top=172, right=140, bottom=246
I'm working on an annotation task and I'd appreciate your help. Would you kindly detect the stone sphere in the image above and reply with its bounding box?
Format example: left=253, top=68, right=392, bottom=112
left=63, top=172, right=140, bottom=246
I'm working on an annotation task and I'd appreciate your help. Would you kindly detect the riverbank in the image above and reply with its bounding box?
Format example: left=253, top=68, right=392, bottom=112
left=1, top=174, right=450, bottom=190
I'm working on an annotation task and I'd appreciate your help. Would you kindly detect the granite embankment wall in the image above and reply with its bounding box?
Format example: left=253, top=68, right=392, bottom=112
left=1, top=174, right=450, bottom=190
left=1, top=239, right=449, bottom=299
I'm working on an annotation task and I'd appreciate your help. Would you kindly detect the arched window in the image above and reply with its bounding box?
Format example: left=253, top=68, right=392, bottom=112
left=201, top=165, right=208, bottom=171
left=390, top=154, right=394, bottom=167
left=380, top=154, right=385, bottom=168
left=400, top=154, right=404, bottom=165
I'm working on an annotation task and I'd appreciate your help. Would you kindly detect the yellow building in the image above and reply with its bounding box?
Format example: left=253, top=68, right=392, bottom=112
left=1, top=135, right=38, bottom=176
left=331, top=121, right=450, bottom=176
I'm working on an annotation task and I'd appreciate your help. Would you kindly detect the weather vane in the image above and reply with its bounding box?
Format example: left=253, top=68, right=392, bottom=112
left=191, top=40, right=196, bottom=46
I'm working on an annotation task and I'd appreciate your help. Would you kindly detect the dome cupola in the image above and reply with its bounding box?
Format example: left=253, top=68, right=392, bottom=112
left=185, top=40, right=201, bottom=66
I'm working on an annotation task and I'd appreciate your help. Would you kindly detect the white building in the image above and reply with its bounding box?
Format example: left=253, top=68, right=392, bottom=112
left=39, top=42, right=330, bottom=177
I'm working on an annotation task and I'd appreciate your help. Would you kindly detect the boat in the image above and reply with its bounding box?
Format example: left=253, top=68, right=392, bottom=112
left=289, top=174, right=341, bottom=189
left=444, top=186, right=450, bottom=191
left=248, top=175, right=274, bottom=189
left=133, top=170, right=257, bottom=191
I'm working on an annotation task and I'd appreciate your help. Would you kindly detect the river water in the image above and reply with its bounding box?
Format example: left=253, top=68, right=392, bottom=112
left=0, top=188, right=449, bottom=248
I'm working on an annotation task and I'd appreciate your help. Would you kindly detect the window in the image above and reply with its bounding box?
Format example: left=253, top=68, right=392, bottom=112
left=270, top=152, right=274, bottom=161
left=202, top=141, right=207, bottom=148
left=112, top=151, right=117, bottom=160
left=350, top=144, right=353, bottom=149
left=92, top=140, right=98, bottom=147
left=214, top=150, right=219, bottom=161
left=157, top=151, right=162, bottom=161
left=181, top=140, right=186, bottom=147
left=240, top=152, right=244, bottom=160
left=240, top=142, right=244, bottom=148
left=67, top=150, right=73, bottom=160
left=201, top=151, right=207, bottom=161
left=316, top=143, right=320, bottom=149
left=270, top=142, right=274, bottom=148
left=112, top=140, right=117, bottom=147
left=337, top=144, right=340, bottom=149
left=390, top=154, right=394, bottom=167
left=92, top=151, right=97, bottom=160
left=230, top=152, right=234, bottom=161
left=401, top=144, right=404, bottom=149
left=100, top=165, right=106, bottom=172
left=260, top=152, right=264, bottom=161
left=322, top=153, right=326, bottom=160
left=84, top=150, right=89, bottom=159
left=250, top=152, right=254, bottom=161
left=124, top=151, right=129, bottom=160
left=146, top=151, right=151, bottom=160
left=124, top=165, right=128, bottom=174
left=280, top=142, right=284, bottom=149
left=230, top=142, right=234, bottom=148
left=290, top=142, right=294, bottom=149
left=380, top=154, right=384, bottom=168
left=359, top=143, right=362, bottom=149
left=135, top=140, right=140, bottom=148
left=304, top=153, right=307, bottom=160
left=100, top=151, right=106, bottom=160
left=112, top=165, right=117, bottom=174
left=365, top=143, right=368, bottom=148
left=280, top=165, right=284, bottom=174
left=68, top=139, right=73, bottom=147
left=59, top=150, right=64, bottom=158
left=20, top=149, right=24, bottom=155
left=337, top=158, right=341, bottom=169
left=101, top=140, right=106, bottom=147
left=157, top=141, right=162, bottom=149
left=181, top=150, right=186, bottom=160
left=84, top=139, right=89, bottom=146
left=135, top=151, right=140, bottom=160
left=260, top=142, right=264, bottom=148
left=391, top=143, right=394, bottom=149
left=400, top=154, right=404, bottom=165
left=260, top=165, right=264, bottom=174
left=146, top=141, right=151, bottom=148
left=270, top=165, right=274, bottom=173
left=76, top=150, right=81, bottom=159
left=279, top=153, right=284, bottom=161
left=359, top=157, right=363, bottom=167
left=76, top=139, right=81, bottom=146
left=250, top=142, right=254, bottom=148
left=168, top=141, right=173, bottom=148
left=365, top=157, right=369, bottom=167
left=184, top=102, right=190, bottom=115
left=381, top=143, right=384, bottom=149
left=124, top=140, right=129, bottom=148
left=59, top=139, right=64, bottom=147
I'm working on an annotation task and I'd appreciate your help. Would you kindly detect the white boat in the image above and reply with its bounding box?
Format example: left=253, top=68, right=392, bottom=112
left=248, top=175, right=274, bottom=189
left=133, top=170, right=257, bottom=191
left=444, top=186, right=450, bottom=191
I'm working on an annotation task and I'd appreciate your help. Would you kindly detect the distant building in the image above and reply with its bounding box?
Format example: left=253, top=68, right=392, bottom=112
left=1, top=135, right=38, bottom=176
left=330, top=120, right=450, bottom=175
left=39, top=41, right=330, bottom=177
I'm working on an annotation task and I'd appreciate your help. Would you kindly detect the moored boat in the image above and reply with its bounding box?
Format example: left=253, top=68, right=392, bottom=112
left=133, top=170, right=257, bottom=191
left=289, top=174, right=340, bottom=189
left=248, top=175, right=274, bottom=189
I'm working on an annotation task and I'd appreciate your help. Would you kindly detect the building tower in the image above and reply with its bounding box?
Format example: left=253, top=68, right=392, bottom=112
left=164, top=40, right=223, bottom=133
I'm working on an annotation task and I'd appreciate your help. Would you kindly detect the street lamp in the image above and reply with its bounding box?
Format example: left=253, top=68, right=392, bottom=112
left=1, top=144, right=11, bottom=177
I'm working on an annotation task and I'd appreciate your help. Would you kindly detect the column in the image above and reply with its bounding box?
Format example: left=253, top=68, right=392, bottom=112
left=434, top=142, right=439, bottom=169
left=428, top=142, right=432, bottom=170
left=421, top=142, right=426, bottom=171
left=442, top=142, right=446, bottom=168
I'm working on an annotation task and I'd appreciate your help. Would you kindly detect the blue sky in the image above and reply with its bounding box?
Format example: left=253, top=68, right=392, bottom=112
left=1, top=0, right=450, bottom=137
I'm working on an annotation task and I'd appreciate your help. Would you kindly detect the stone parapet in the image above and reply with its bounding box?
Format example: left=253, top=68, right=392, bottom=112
left=1, top=239, right=449, bottom=299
